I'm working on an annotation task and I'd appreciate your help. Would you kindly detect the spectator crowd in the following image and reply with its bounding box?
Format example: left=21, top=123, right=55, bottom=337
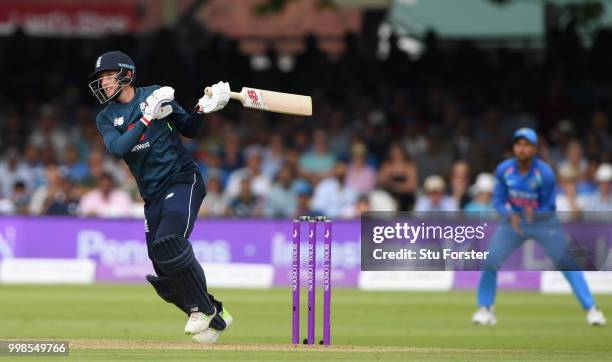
left=1, top=24, right=612, bottom=219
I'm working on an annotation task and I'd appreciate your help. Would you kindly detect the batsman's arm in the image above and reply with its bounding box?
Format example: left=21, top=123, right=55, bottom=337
left=169, top=100, right=203, bottom=138
left=96, top=114, right=146, bottom=158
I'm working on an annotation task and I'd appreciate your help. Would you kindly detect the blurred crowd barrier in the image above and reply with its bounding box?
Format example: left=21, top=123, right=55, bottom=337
left=0, top=216, right=611, bottom=292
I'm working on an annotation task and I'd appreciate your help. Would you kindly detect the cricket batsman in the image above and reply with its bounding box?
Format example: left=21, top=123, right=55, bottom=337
left=89, top=51, right=233, bottom=343
left=472, top=127, right=607, bottom=326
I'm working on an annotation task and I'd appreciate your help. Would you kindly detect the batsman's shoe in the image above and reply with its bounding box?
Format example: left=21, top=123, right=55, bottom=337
left=185, top=307, right=217, bottom=335
left=472, top=307, right=497, bottom=325
left=192, top=307, right=234, bottom=344
left=587, top=307, right=607, bottom=326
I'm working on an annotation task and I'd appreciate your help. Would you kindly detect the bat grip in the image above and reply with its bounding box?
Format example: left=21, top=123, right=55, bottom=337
left=204, top=87, right=241, bottom=101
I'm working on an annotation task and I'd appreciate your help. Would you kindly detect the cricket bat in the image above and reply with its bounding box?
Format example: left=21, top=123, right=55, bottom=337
left=205, top=86, right=312, bottom=116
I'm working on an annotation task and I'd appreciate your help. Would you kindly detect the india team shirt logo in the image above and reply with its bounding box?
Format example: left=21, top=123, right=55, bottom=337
left=528, top=179, right=537, bottom=190
left=113, top=117, right=124, bottom=127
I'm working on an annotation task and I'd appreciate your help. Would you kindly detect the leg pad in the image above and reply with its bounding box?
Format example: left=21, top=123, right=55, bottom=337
left=152, top=234, right=215, bottom=314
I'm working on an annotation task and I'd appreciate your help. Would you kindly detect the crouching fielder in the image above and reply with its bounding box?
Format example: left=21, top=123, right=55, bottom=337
left=472, top=128, right=606, bottom=326
left=89, top=51, right=233, bottom=343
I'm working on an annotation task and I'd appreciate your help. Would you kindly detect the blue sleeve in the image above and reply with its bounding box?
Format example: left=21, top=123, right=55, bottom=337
left=537, top=164, right=557, bottom=211
left=493, top=164, right=510, bottom=217
left=169, top=100, right=203, bottom=138
left=96, top=113, right=146, bottom=158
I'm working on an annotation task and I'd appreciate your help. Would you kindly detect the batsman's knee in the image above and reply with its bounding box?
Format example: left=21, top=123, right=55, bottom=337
left=151, top=234, right=195, bottom=273
left=151, top=234, right=214, bottom=315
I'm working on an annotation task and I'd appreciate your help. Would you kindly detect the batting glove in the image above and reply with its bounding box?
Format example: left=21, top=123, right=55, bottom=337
left=141, top=86, right=175, bottom=126
left=156, top=105, right=173, bottom=120
left=196, top=81, right=230, bottom=114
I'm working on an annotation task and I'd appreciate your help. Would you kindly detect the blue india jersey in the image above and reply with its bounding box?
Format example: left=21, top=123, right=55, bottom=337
left=492, top=158, right=557, bottom=216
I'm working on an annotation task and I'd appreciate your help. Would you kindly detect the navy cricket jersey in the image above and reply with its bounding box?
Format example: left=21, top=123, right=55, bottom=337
left=493, top=157, right=557, bottom=216
left=95, top=85, right=202, bottom=201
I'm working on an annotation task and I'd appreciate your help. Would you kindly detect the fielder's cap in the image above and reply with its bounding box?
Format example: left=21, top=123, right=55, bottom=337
left=513, top=127, right=538, bottom=145
left=595, top=163, right=612, bottom=182
left=90, top=51, right=135, bottom=78
left=424, top=175, right=445, bottom=193
left=469, top=173, right=495, bottom=196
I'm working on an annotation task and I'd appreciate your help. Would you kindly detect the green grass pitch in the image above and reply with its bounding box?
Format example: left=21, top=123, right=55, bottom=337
left=0, top=284, right=611, bottom=360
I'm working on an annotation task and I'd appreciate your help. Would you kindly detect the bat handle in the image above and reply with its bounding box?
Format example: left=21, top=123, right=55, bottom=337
left=204, top=87, right=241, bottom=101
